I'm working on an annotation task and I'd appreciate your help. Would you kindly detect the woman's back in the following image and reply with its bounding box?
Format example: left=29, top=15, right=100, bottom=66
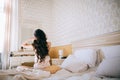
left=34, top=55, right=50, bottom=69
left=33, top=41, right=51, bottom=69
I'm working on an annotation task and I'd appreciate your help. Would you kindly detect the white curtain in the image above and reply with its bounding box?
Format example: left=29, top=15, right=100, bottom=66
left=10, top=0, right=19, bottom=51
left=0, top=0, right=5, bottom=52
left=0, top=0, right=6, bottom=69
left=1, top=0, right=12, bottom=70
left=1, top=0, right=19, bottom=70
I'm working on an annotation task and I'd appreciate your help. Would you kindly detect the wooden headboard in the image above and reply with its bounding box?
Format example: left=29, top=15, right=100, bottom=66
left=72, top=31, right=120, bottom=49
left=49, top=44, right=72, bottom=58
left=49, top=31, right=120, bottom=58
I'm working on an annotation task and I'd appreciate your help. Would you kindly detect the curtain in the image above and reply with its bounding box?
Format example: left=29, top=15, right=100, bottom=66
left=10, top=0, right=19, bottom=51
left=0, top=0, right=6, bottom=69
left=0, top=0, right=5, bottom=52
left=1, top=0, right=19, bottom=70
left=2, top=0, right=12, bottom=70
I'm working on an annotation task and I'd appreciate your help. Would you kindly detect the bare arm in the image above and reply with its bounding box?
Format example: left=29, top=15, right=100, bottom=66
left=21, top=37, right=35, bottom=49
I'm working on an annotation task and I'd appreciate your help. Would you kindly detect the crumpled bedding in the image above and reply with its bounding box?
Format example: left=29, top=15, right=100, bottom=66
left=0, top=67, right=120, bottom=80
left=43, top=67, right=96, bottom=80
left=0, top=68, right=50, bottom=80
left=43, top=67, right=120, bottom=80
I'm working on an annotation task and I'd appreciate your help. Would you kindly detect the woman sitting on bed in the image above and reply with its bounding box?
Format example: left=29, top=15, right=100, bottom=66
left=19, top=29, right=51, bottom=70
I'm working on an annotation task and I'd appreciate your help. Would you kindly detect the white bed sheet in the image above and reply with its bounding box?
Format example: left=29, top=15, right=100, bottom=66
left=0, top=67, right=120, bottom=80
left=0, top=68, right=50, bottom=80
left=43, top=67, right=120, bottom=80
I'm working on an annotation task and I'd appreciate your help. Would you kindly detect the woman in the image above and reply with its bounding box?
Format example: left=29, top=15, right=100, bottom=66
left=19, top=29, right=51, bottom=70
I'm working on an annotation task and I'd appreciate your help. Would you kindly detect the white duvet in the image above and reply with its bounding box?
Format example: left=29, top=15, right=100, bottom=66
left=43, top=68, right=120, bottom=80
left=0, top=68, right=119, bottom=80
left=0, top=69, right=50, bottom=80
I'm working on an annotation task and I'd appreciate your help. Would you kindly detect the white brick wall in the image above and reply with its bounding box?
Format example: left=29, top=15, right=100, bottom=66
left=19, top=0, right=120, bottom=46
left=19, top=0, right=53, bottom=43
left=52, top=0, right=120, bottom=46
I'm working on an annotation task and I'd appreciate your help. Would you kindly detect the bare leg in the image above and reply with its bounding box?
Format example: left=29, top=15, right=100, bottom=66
left=16, top=66, right=32, bottom=71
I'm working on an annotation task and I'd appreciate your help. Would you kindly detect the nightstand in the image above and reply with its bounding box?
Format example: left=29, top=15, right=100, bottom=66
left=51, top=58, right=65, bottom=65
left=9, top=51, right=34, bottom=69
left=9, top=56, right=34, bottom=68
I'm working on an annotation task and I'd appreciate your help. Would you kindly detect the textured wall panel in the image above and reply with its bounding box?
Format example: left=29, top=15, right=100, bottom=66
left=19, top=0, right=120, bottom=46
left=19, top=0, right=53, bottom=43
left=52, top=0, right=120, bottom=46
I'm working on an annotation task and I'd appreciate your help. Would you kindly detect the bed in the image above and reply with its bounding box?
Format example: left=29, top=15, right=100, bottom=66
left=0, top=31, right=120, bottom=80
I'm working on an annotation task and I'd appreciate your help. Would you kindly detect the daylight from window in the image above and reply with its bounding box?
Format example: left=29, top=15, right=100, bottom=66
left=0, top=0, right=5, bottom=52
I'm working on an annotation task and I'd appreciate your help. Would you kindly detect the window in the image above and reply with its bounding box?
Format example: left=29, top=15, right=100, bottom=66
left=0, top=0, right=5, bottom=52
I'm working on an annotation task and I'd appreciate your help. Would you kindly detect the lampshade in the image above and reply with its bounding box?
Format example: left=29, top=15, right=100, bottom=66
left=58, top=50, right=64, bottom=59
left=58, top=50, right=63, bottom=56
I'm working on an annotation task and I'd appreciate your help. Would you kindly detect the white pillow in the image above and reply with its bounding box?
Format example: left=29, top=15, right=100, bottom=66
left=101, top=45, right=120, bottom=59
left=73, top=49, right=97, bottom=67
left=61, top=55, right=88, bottom=73
left=96, top=57, right=120, bottom=78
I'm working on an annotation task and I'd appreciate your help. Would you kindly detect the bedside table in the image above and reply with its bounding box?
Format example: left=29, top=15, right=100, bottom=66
left=9, top=51, right=34, bottom=69
left=51, top=58, right=65, bottom=65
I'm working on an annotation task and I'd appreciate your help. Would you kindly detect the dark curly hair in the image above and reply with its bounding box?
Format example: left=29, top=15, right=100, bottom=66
left=32, top=29, right=48, bottom=62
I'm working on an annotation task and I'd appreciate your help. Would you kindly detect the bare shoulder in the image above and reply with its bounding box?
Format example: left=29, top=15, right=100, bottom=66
left=47, top=42, right=51, bottom=46
left=47, top=42, right=51, bottom=50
